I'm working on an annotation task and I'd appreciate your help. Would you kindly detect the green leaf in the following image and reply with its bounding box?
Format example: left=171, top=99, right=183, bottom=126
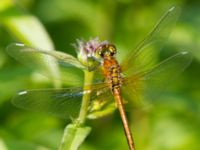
left=59, top=124, right=91, bottom=150
left=0, top=0, right=61, bottom=87
left=0, top=0, right=53, bottom=49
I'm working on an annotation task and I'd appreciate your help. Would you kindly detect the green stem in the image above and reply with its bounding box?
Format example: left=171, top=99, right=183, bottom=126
left=77, top=70, right=94, bottom=125
left=58, top=70, right=94, bottom=150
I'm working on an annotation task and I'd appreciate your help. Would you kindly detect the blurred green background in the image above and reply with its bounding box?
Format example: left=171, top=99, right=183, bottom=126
left=0, top=0, right=200, bottom=150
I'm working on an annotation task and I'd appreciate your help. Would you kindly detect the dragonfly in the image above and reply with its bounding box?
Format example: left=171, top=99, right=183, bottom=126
left=7, top=7, right=192, bottom=150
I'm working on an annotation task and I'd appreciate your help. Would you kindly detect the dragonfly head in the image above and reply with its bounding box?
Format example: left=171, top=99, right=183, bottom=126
left=96, top=44, right=117, bottom=58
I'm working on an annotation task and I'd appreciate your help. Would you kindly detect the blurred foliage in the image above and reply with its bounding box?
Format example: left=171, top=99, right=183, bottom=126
left=0, top=0, right=200, bottom=150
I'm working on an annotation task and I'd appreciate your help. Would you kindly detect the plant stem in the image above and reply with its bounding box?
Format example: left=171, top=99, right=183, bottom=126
left=77, top=70, right=94, bottom=125
left=58, top=70, right=94, bottom=150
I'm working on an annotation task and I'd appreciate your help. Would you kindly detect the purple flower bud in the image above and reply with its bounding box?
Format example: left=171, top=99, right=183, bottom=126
left=73, top=37, right=109, bottom=62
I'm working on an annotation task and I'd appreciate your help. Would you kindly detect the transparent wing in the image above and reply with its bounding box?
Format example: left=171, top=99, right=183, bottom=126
left=88, top=86, right=115, bottom=119
left=12, top=83, right=111, bottom=119
left=143, top=51, right=192, bottom=101
left=122, top=51, right=192, bottom=108
left=7, top=43, right=115, bottom=119
left=121, top=6, right=180, bottom=75
left=6, top=43, right=85, bottom=86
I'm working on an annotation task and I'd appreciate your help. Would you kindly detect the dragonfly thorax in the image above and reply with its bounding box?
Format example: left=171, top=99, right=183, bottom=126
left=102, top=55, right=122, bottom=92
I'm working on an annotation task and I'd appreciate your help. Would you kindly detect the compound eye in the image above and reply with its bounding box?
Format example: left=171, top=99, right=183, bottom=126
left=99, top=51, right=104, bottom=57
left=109, top=45, right=116, bottom=55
